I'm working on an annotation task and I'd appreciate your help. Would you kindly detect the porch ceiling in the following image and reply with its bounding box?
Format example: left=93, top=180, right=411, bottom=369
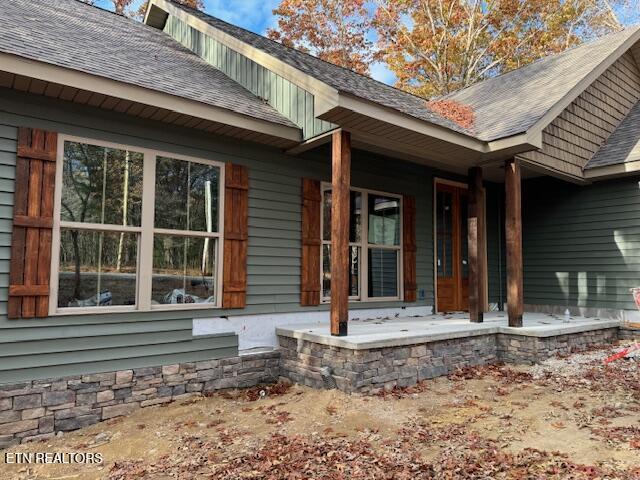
left=318, top=105, right=541, bottom=179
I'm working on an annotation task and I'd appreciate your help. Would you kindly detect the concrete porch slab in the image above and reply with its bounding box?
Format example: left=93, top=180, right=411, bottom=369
left=276, top=312, right=621, bottom=350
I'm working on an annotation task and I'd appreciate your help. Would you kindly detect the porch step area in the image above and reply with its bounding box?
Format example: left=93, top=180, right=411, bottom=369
left=277, top=313, right=623, bottom=394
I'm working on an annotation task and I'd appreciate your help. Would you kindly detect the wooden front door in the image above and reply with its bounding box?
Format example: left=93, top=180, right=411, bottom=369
left=436, top=183, right=469, bottom=312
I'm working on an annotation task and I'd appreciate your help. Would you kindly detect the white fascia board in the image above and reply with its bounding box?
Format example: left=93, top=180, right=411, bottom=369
left=485, top=130, right=543, bottom=154
left=584, top=160, right=640, bottom=180
left=149, top=0, right=340, bottom=117
left=336, top=93, right=487, bottom=153
left=0, top=52, right=302, bottom=142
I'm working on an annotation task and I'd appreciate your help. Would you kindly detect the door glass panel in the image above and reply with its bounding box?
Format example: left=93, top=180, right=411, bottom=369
left=460, top=195, right=469, bottom=279
left=436, top=190, right=453, bottom=278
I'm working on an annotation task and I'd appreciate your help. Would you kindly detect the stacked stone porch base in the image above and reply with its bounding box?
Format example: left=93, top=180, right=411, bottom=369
left=278, top=324, right=632, bottom=394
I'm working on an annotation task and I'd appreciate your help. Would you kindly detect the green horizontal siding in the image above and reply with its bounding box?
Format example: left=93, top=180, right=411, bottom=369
left=0, top=108, right=238, bottom=384
left=486, top=183, right=506, bottom=307
left=523, top=176, right=640, bottom=310
left=0, top=88, right=438, bottom=384
left=164, top=15, right=335, bottom=140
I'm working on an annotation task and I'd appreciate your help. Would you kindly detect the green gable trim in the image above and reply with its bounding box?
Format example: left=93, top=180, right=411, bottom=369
left=164, top=15, right=335, bottom=140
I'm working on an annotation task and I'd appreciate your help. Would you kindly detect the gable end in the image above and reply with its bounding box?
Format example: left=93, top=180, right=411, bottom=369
left=518, top=51, right=640, bottom=179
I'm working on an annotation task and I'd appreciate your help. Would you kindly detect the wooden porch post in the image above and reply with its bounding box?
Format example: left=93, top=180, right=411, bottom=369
left=468, top=167, right=486, bottom=323
left=505, top=158, right=523, bottom=327
left=331, top=130, right=351, bottom=336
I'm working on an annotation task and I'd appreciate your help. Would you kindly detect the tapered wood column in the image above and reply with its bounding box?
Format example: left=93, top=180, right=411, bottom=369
left=505, top=158, right=523, bottom=327
left=468, top=167, right=486, bottom=323
left=330, top=130, right=351, bottom=336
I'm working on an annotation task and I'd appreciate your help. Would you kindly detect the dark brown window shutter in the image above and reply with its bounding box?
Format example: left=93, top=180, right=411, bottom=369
left=301, top=178, right=321, bottom=306
left=222, top=163, right=248, bottom=309
left=8, top=128, right=57, bottom=319
left=403, top=195, right=417, bottom=302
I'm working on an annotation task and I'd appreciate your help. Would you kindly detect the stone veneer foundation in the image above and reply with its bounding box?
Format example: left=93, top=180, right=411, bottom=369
left=278, top=327, right=624, bottom=394
left=1, top=326, right=636, bottom=447
left=0, top=351, right=279, bottom=448
left=279, top=334, right=498, bottom=393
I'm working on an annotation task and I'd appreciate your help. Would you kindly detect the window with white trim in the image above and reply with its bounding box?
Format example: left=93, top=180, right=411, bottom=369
left=321, top=184, right=402, bottom=302
left=51, top=136, right=224, bottom=314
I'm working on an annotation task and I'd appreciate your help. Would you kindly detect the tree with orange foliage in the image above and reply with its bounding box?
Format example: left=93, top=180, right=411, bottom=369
left=269, top=0, right=634, bottom=97
left=267, top=0, right=374, bottom=75
left=373, top=0, right=628, bottom=97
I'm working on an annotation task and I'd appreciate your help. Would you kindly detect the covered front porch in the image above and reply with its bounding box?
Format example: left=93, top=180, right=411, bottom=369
left=322, top=129, right=526, bottom=338
left=277, top=312, right=622, bottom=393
left=277, top=311, right=620, bottom=350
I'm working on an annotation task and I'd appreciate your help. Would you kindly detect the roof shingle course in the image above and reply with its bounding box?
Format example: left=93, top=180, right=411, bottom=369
left=0, top=0, right=298, bottom=129
left=167, top=0, right=473, bottom=137
left=444, top=28, right=640, bottom=141
left=586, top=100, right=640, bottom=169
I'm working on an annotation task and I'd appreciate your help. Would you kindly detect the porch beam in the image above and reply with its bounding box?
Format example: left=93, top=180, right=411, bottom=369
left=330, top=130, right=351, bottom=336
left=468, top=167, right=486, bottom=323
left=505, top=158, right=524, bottom=327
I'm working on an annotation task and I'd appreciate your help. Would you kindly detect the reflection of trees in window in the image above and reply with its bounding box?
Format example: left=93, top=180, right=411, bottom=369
left=321, top=187, right=401, bottom=301
left=152, top=157, right=220, bottom=305
left=56, top=140, right=224, bottom=311
left=155, top=157, right=219, bottom=232
left=60, top=142, right=143, bottom=304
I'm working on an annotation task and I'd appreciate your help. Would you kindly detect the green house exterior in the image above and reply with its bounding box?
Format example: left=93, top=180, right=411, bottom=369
left=0, top=0, right=640, bottom=390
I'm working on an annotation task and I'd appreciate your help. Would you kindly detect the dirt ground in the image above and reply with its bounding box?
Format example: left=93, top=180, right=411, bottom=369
left=2, top=342, right=640, bottom=479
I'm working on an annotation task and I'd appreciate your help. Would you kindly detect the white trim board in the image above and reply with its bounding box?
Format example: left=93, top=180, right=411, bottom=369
left=193, top=306, right=433, bottom=351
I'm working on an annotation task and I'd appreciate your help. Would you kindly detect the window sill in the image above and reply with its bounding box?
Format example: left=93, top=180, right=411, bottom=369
left=321, top=297, right=403, bottom=305
left=51, top=303, right=221, bottom=316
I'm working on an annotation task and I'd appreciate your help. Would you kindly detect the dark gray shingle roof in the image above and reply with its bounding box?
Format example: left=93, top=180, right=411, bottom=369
left=586, top=100, right=640, bottom=169
left=0, top=0, right=298, bottom=129
left=167, top=0, right=474, bottom=138
left=444, top=27, right=640, bottom=142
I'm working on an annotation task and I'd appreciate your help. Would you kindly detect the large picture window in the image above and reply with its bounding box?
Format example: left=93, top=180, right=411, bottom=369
left=321, top=184, right=402, bottom=302
left=50, top=136, right=224, bottom=314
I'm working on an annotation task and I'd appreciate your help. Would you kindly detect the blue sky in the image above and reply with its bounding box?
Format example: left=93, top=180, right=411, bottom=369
left=93, top=0, right=398, bottom=84
left=199, top=0, right=396, bottom=83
